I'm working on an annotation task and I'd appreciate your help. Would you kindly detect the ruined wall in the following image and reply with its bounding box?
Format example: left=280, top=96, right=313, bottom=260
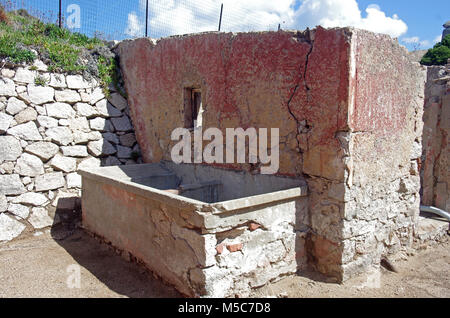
left=338, top=30, right=426, bottom=279
left=118, top=28, right=352, bottom=177
left=117, top=28, right=426, bottom=282
left=421, top=63, right=450, bottom=212
left=298, top=30, right=426, bottom=280
left=0, top=61, right=141, bottom=242
left=117, top=28, right=352, bottom=281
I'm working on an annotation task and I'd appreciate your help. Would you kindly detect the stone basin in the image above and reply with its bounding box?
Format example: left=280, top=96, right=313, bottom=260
left=79, top=162, right=308, bottom=297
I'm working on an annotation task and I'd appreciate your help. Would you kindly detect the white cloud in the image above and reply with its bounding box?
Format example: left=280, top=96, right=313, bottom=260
left=125, top=11, right=144, bottom=37
left=139, top=0, right=147, bottom=11
left=294, top=0, right=408, bottom=38
left=127, top=0, right=408, bottom=39
left=143, top=0, right=295, bottom=36
left=401, top=36, right=431, bottom=49
left=434, top=35, right=442, bottom=43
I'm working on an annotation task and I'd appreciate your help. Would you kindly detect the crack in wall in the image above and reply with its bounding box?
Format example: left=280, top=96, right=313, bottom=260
left=286, top=29, right=314, bottom=156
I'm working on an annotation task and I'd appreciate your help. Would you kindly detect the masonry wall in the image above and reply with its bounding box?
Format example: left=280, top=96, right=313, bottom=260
left=117, top=28, right=351, bottom=177
left=118, top=28, right=352, bottom=281
left=0, top=27, right=431, bottom=288
left=421, top=64, right=450, bottom=212
left=338, top=30, right=426, bottom=279
left=0, top=61, right=141, bottom=242
left=117, top=27, right=426, bottom=281
left=292, top=29, right=426, bottom=280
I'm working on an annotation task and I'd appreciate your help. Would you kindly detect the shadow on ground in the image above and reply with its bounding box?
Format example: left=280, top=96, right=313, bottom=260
left=50, top=202, right=181, bottom=298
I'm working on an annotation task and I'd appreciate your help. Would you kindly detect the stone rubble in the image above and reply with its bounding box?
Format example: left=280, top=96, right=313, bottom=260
left=0, top=112, right=13, bottom=133
left=0, top=136, right=22, bottom=161
left=0, top=213, right=26, bottom=241
left=7, top=121, right=42, bottom=141
left=0, top=194, right=7, bottom=212
left=7, top=203, right=29, bottom=219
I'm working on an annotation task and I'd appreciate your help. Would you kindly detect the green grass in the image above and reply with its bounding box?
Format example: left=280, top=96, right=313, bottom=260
left=97, top=55, right=126, bottom=98
left=0, top=8, right=124, bottom=96
left=44, top=41, right=86, bottom=73
left=0, top=32, right=36, bottom=63
left=0, top=9, right=107, bottom=75
left=97, top=56, right=116, bottom=95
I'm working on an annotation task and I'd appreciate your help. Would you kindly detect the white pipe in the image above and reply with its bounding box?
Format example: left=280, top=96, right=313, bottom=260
left=420, top=205, right=450, bottom=221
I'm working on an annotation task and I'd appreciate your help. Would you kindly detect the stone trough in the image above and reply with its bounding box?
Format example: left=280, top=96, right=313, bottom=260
left=79, top=162, right=308, bottom=297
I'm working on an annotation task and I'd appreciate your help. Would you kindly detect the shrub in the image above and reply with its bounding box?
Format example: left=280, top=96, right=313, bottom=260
left=44, top=41, right=85, bottom=73
left=0, top=35, right=36, bottom=63
left=421, top=34, right=450, bottom=66
left=44, top=23, right=71, bottom=40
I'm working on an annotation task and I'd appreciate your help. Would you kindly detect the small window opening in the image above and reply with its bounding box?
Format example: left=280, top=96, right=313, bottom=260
left=184, top=88, right=203, bottom=129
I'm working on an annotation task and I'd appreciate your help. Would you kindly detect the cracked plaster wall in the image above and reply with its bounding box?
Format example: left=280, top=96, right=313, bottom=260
left=117, top=27, right=426, bottom=282
left=421, top=64, right=450, bottom=212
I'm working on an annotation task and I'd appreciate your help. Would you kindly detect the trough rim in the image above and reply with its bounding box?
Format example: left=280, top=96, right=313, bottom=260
left=78, top=163, right=308, bottom=214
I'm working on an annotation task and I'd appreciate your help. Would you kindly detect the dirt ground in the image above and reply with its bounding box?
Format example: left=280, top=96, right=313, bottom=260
left=254, top=238, right=450, bottom=298
left=0, top=226, right=448, bottom=298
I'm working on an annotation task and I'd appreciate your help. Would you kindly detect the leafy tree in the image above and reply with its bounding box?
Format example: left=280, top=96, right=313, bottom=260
left=421, top=34, right=450, bottom=65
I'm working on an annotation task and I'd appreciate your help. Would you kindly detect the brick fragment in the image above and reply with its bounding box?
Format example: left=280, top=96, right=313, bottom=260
left=249, top=222, right=261, bottom=231
left=216, top=244, right=224, bottom=254
left=226, top=243, right=243, bottom=253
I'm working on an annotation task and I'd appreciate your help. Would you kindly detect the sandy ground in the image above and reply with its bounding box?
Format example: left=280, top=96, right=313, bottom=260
left=0, top=228, right=181, bottom=298
left=254, top=239, right=450, bottom=298
left=0, top=226, right=448, bottom=298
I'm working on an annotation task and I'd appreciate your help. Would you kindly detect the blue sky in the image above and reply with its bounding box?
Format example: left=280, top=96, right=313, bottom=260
left=6, top=0, right=450, bottom=51
left=356, top=0, right=449, bottom=49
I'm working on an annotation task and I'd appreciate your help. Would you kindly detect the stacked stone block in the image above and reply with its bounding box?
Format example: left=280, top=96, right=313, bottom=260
left=0, top=61, right=141, bottom=242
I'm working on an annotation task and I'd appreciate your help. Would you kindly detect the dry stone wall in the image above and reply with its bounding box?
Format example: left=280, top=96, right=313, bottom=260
left=0, top=61, right=141, bottom=242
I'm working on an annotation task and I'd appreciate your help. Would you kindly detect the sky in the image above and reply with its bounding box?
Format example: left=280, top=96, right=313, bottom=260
left=8, top=0, right=450, bottom=51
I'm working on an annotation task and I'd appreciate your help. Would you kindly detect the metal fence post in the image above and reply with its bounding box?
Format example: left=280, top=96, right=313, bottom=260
left=145, top=0, right=149, bottom=37
left=58, top=0, right=62, bottom=28
left=218, top=3, right=223, bottom=31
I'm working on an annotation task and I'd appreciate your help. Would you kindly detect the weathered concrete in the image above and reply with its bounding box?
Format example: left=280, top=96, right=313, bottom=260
left=117, top=28, right=426, bottom=283
left=79, top=163, right=308, bottom=297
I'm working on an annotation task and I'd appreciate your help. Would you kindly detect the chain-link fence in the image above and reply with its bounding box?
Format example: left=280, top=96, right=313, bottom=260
left=1, top=0, right=291, bottom=41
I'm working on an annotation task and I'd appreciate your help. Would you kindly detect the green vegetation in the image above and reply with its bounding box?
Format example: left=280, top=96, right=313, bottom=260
left=421, top=34, right=450, bottom=66
left=44, top=41, right=86, bottom=73
left=0, top=6, right=123, bottom=95
left=97, top=56, right=118, bottom=97
left=34, top=74, right=48, bottom=86
left=0, top=35, right=36, bottom=63
left=0, top=10, right=101, bottom=72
